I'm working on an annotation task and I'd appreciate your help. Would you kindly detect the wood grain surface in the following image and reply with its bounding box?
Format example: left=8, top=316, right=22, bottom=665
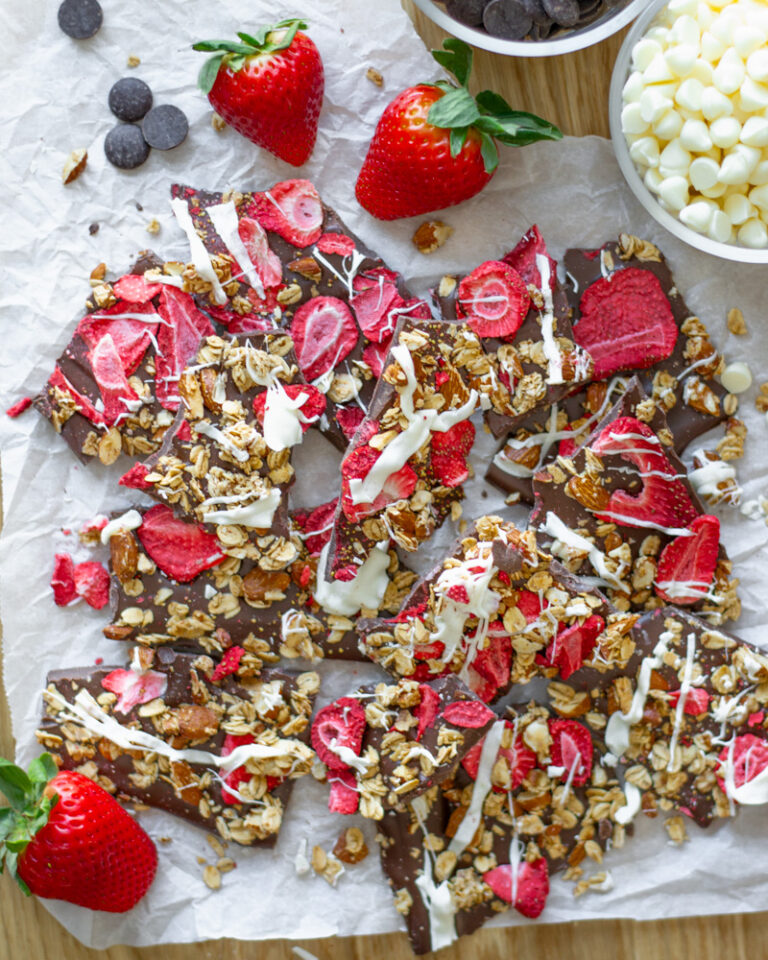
left=1, top=4, right=766, bottom=959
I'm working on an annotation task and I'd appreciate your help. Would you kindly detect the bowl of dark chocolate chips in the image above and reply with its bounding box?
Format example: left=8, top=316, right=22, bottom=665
left=412, top=0, right=649, bottom=55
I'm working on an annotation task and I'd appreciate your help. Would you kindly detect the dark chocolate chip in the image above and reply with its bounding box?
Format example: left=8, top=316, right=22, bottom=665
left=108, top=77, right=153, bottom=122
left=483, top=0, right=533, bottom=39
left=542, top=0, right=581, bottom=26
left=104, top=124, right=150, bottom=170
left=444, top=0, right=487, bottom=26
left=135, top=201, right=143, bottom=211
left=88, top=222, right=99, bottom=235
left=57, top=0, right=103, bottom=38
left=520, top=0, right=551, bottom=25
left=141, top=105, right=189, bottom=150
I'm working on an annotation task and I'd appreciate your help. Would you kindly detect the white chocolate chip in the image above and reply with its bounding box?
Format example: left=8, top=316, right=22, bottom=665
left=739, top=76, right=768, bottom=111
left=713, top=49, right=746, bottom=95
left=747, top=48, right=768, bottom=83
left=748, top=182, right=768, bottom=210
left=720, top=361, right=753, bottom=393
left=670, top=14, right=701, bottom=47
left=622, top=102, right=650, bottom=135
left=645, top=167, right=665, bottom=193
left=623, top=71, right=646, bottom=103
left=710, top=115, right=742, bottom=148
left=700, top=181, right=727, bottom=198
left=724, top=192, right=754, bottom=224
left=641, top=88, right=673, bottom=123
left=719, top=143, right=761, bottom=183
left=630, top=135, right=661, bottom=166
left=701, top=85, right=735, bottom=120
left=680, top=199, right=716, bottom=232
left=658, top=175, right=690, bottom=210
left=680, top=117, right=713, bottom=151
left=644, top=51, right=676, bottom=84
left=701, top=30, right=726, bottom=62
left=734, top=25, right=766, bottom=59
left=690, top=58, right=715, bottom=85
left=659, top=138, right=692, bottom=177
left=633, top=38, right=663, bottom=71
left=737, top=217, right=768, bottom=246
left=689, top=155, right=720, bottom=189
left=675, top=76, right=705, bottom=111
left=740, top=115, right=768, bottom=146
left=666, top=44, right=698, bottom=76
left=654, top=109, right=684, bottom=139
left=748, top=159, right=768, bottom=185
left=708, top=208, right=733, bottom=241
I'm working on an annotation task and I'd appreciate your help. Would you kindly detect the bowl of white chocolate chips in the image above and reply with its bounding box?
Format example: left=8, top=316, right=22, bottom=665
left=611, top=0, right=768, bottom=261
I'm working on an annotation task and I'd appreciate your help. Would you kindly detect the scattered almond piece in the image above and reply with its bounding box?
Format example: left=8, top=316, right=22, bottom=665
left=333, top=827, right=369, bottom=865
left=727, top=307, right=747, bottom=335
left=755, top=383, right=768, bottom=413
left=216, top=857, right=236, bottom=874
left=62, top=148, right=87, bottom=185
left=413, top=220, right=453, bottom=255
left=311, top=844, right=345, bottom=886
left=203, top=864, right=222, bottom=890
left=366, top=67, right=384, bottom=86
left=127, top=54, right=141, bottom=68
left=146, top=218, right=161, bottom=235
left=212, top=113, right=227, bottom=132
left=89, top=262, right=107, bottom=283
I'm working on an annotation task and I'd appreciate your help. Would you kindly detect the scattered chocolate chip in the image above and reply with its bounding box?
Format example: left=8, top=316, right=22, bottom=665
left=89, top=222, right=99, bottom=235
left=108, top=77, right=153, bottom=122
left=445, top=0, right=487, bottom=26
left=57, top=0, right=103, bottom=39
left=104, top=124, right=150, bottom=170
left=141, top=105, right=189, bottom=150
left=136, top=201, right=143, bottom=211
left=542, top=0, right=580, bottom=26
left=483, top=0, right=533, bottom=38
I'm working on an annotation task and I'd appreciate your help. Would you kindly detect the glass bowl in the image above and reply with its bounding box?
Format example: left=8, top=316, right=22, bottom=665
left=609, top=0, right=768, bottom=263
left=411, top=0, right=650, bottom=57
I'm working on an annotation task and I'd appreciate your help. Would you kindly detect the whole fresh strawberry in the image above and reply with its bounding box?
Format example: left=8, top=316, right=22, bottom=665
left=0, top=754, right=157, bottom=912
left=193, top=19, right=323, bottom=167
left=356, top=39, right=562, bottom=220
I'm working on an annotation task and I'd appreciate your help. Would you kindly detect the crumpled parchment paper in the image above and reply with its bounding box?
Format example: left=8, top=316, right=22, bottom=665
left=1, top=0, right=768, bottom=949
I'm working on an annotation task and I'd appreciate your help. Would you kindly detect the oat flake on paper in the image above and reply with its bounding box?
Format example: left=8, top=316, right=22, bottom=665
left=1, top=0, right=768, bottom=950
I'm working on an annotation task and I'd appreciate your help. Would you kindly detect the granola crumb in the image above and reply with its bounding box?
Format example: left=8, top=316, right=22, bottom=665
left=333, top=827, right=369, bottom=864
left=127, top=54, right=141, bottom=68
left=413, top=220, right=453, bottom=255
left=664, top=815, right=688, bottom=846
left=146, top=218, right=161, bottom=235
left=203, top=864, right=222, bottom=890
left=62, top=148, right=87, bottom=185
left=212, top=113, right=227, bottom=132
left=727, top=307, right=747, bottom=336
left=366, top=66, right=384, bottom=86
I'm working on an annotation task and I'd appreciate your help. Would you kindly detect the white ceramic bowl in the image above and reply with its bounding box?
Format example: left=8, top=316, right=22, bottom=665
left=412, top=0, right=650, bottom=57
left=609, top=0, right=768, bottom=263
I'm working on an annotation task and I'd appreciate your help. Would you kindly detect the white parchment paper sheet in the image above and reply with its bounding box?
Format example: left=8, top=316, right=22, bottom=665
left=1, top=0, right=768, bottom=949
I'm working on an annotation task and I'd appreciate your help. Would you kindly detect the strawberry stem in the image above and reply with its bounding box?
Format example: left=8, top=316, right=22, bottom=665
left=0, top=754, right=59, bottom=895
left=426, top=38, right=562, bottom=173
left=193, top=18, right=308, bottom=94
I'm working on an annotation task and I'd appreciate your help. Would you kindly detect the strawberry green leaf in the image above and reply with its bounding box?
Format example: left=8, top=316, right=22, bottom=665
left=475, top=110, right=562, bottom=146
left=262, top=18, right=306, bottom=52
left=431, top=37, right=473, bottom=88
left=479, top=132, right=499, bottom=174
left=197, top=54, right=225, bottom=94
left=27, top=754, right=57, bottom=788
left=476, top=89, right=514, bottom=116
left=0, top=760, right=32, bottom=810
left=192, top=39, right=257, bottom=54
left=450, top=126, right=468, bottom=158
left=427, top=87, right=480, bottom=130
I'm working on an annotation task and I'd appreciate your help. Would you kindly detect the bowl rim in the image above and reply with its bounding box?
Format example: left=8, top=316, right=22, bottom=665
left=411, top=0, right=651, bottom=57
left=609, top=0, right=768, bottom=263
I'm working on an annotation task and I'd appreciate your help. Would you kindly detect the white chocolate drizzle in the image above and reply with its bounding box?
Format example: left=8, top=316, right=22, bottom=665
left=206, top=200, right=265, bottom=298
left=100, top=509, right=142, bottom=544
left=313, top=540, right=391, bottom=617
left=170, top=198, right=227, bottom=305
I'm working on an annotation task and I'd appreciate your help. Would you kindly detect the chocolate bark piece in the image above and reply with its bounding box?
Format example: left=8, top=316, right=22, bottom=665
left=565, top=236, right=728, bottom=452
left=357, top=515, right=637, bottom=703
left=325, top=314, right=502, bottom=581
left=36, top=647, right=319, bottom=846
left=433, top=245, right=593, bottom=439
left=564, top=607, right=768, bottom=827
left=105, top=501, right=417, bottom=666
left=170, top=181, right=430, bottom=452
left=378, top=701, right=628, bottom=955
left=34, top=253, right=215, bottom=465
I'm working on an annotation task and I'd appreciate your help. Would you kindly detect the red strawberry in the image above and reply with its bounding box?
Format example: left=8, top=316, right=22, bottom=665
left=328, top=768, right=359, bottom=815
left=6, top=397, right=32, bottom=418
left=292, top=498, right=339, bottom=557
left=574, top=267, right=678, bottom=379
left=311, top=698, right=367, bottom=772
left=238, top=217, right=283, bottom=288
left=516, top=589, right=545, bottom=622
left=362, top=339, right=392, bottom=379
left=462, top=720, right=536, bottom=790
left=211, top=646, right=245, bottom=682
left=51, top=554, right=77, bottom=606
left=483, top=858, right=549, bottom=918
left=136, top=504, right=226, bottom=583
left=316, top=232, right=356, bottom=257
left=415, top=685, right=442, bottom=740
left=717, top=734, right=768, bottom=795
left=194, top=21, right=324, bottom=167
left=669, top=686, right=711, bottom=715
left=655, top=514, right=720, bottom=605
left=503, top=225, right=556, bottom=291
left=48, top=366, right=104, bottom=426
left=221, top=733, right=255, bottom=804
left=341, top=442, right=418, bottom=522
left=73, top=561, right=110, bottom=610
left=441, top=700, right=496, bottom=728
left=252, top=382, right=326, bottom=433
left=112, top=274, right=162, bottom=304
left=77, top=300, right=158, bottom=376
left=350, top=269, right=429, bottom=344
left=101, top=668, right=168, bottom=714
left=542, top=614, right=605, bottom=680
left=1, top=754, right=156, bottom=911
left=548, top=719, right=592, bottom=787
left=355, top=40, right=560, bottom=220
left=431, top=419, right=475, bottom=488
left=467, top=627, right=512, bottom=702
left=290, top=296, right=359, bottom=383
left=119, top=462, right=153, bottom=490
left=557, top=425, right=578, bottom=458
left=247, top=179, right=324, bottom=247
left=337, top=405, right=366, bottom=441
left=456, top=260, right=531, bottom=339
left=591, top=417, right=698, bottom=530
left=155, top=287, right=215, bottom=412
left=89, top=334, right=139, bottom=426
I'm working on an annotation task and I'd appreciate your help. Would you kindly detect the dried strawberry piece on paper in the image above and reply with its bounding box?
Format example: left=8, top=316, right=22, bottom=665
left=73, top=561, right=110, bottom=609
left=136, top=504, right=226, bottom=583
left=6, top=397, right=33, bottom=418
left=51, top=553, right=77, bottom=606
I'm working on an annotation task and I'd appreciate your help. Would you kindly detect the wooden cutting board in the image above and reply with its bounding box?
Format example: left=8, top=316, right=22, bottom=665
left=0, top=5, right=765, bottom=959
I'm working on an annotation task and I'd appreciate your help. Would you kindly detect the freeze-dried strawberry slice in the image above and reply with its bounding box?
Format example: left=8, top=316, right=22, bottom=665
left=516, top=589, right=545, bottom=622
left=49, top=367, right=104, bottom=426
left=311, top=698, right=367, bottom=772
left=431, top=455, right=469, bottom=487
left=6, top=397, right=32, bottom=418
left=316, top=232, right=356, bottom=257
left=445, top=584, right=471, bottom=604
left=51, top=553, right=77, bottom=606
left=155, top=286, right=215, bottom=411
left=291, top=296, right=359, bottom=382
left=574, top=267, right=678, bottom=379
left=77, top=299, right=158, bottom=376
left=328, top=768, right=359, bottom=814
left=432, top=420, right=475, bottom=459
left=221, top=733, right=255, bottom=804
left=414, top=684, right=441, bottom=741
left=462, top=721, right=537, bottom=791
left=441, top=700, right=496, bottom=728
left=340, top=443, right=418, bottom=522
left=136, top=504, right=226, bottom=583
left=655, top=515, right=720, bottom=605
left=717, top=734, right=768, bottom=796
left=292, top=498, right=338, bottom=557
left=591, top=417, right=698, bottom=530
left=558, top=425, right=578, bottom=458
left=456, top=260, right=531, bottom=339
left=205, top=302, right=279, bottom=334
left=73, top=561, right=110, bottom=609
left=669, top=686, right=711, bottom=715
left=248, top=179, right=324, bottom=247
left=542, top=614, right=604, bottom=680
left=350, top=270, right=429, bottom=344
left=252, top=382, right=326, bottom=434
left=211, top=646, right=245, bottom=682
left=119, top=462, right=153, bottom=490
left=483, top=858, right=550, bottom=918
left=362, top=339, right=391, bottom=379
left=503, top=225, right=556, bottom=291
left=467, top=627, right=512, bottom=702
left=101, top=668, right=167, bottom=715
left=90, top=334, right=139, bottom=425
left=112, top=274, right=162, bottom=303
left=548, top=719, right=592, bottom=787
left=238, top=217, right=283, bottom=289
left=337, top=405, right=366, bottom=441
